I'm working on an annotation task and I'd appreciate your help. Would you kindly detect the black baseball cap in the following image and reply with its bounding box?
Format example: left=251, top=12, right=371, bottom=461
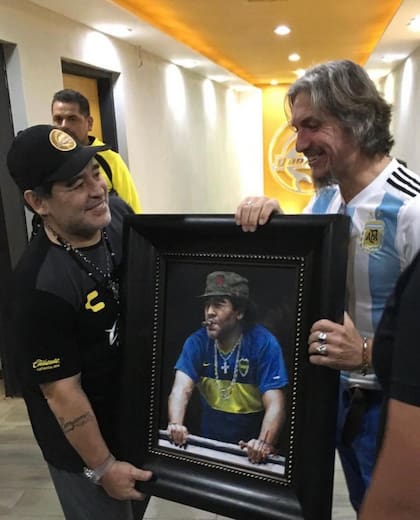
left=7, top=125, right=108, bottom=191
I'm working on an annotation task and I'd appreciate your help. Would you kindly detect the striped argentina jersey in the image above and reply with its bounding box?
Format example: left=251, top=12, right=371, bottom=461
left=304, top=158, right=420, bottom=389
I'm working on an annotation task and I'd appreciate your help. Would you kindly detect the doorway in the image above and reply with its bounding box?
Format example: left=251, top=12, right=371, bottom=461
left=61, top=61, right=119, bottom=151
left=0, top=44, right=28, bottom=396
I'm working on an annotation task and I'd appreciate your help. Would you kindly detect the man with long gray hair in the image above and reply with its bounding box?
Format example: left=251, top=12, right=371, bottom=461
left=235, top=59, right=420, bottom=512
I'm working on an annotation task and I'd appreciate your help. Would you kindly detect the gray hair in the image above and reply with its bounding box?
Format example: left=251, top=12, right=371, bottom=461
left=287, top=60, right=394, bottom=157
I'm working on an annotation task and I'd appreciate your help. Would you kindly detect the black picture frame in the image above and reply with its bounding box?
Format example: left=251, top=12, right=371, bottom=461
left=120, top=214, right=350, bottom=520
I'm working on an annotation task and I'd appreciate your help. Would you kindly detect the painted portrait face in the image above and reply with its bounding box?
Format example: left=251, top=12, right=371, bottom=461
left=204, top=297, right=244, bottom=343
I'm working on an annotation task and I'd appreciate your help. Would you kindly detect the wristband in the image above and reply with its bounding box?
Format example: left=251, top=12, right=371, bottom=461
left=83, top=453, right=116, bottom=485
left=360, top=337, right=369, bottom=376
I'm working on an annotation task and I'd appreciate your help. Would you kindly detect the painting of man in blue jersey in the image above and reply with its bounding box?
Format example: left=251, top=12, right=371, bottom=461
left=166, top=271, right=288, bottom=464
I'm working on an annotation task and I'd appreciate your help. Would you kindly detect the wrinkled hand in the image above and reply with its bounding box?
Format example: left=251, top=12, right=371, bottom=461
left=167, top=422, right=189, bottom=447
left=239, top=438, right=274, bottom=464
left=308, top=313, right=364, bottom=371
left=235, top=196, right=282, bottom=232
left=101, top=461, right=152, bottom=501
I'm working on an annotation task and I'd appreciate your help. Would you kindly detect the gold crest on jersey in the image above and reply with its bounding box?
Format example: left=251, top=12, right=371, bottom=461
left=49, top=128, right=77, bottom=151
left=239, top=358, right=250, bottom=377
left=361, top=220, right=384, bottom=252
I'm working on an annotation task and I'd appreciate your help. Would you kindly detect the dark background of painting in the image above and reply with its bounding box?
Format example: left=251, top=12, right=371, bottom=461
left=158, top=259, right=299, bottom=455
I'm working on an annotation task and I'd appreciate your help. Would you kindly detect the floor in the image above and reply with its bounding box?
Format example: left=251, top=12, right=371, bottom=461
left=0, top=379, right=355, bottom=519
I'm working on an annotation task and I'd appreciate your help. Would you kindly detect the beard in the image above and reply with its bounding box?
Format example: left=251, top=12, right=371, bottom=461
left=313, top=171, right=337, bottom=190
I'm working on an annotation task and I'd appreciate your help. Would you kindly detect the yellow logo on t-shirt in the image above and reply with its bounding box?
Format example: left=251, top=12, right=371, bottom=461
left=85, top=290, right=105, bottom=312
left=32, top=358, right=60, bottom=371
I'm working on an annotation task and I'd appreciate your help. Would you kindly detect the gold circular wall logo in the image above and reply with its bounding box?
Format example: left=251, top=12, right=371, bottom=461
left=49, top=129, right=77, bottom=151
left=268, top=124, right=314, bottom=194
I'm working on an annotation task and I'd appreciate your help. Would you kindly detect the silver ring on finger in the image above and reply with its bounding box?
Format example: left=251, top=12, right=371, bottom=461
left=318, top=331, right=327, bottom=342
left=316, top=343, right=328, bottom=356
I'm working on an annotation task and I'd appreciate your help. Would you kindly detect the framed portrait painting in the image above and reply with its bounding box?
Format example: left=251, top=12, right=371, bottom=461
left=119, top=214, right=349, bottom=520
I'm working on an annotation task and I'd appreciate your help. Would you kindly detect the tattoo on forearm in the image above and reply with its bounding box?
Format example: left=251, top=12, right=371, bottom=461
left=58, top=412, right=94, bottom=434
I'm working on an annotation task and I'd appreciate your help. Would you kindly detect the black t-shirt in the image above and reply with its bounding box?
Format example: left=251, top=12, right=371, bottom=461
left=11, top=196, right=131, bottom=471
left=373, top=250, right=420, bottom=408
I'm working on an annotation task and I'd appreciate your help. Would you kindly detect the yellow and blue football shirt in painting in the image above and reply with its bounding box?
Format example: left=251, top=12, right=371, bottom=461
left=175, top=324, right=288, bottom=444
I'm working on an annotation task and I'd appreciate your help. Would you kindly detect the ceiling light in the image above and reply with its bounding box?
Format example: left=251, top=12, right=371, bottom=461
left=172, top=59, right=200, bottom=69
left=288, top=53, right=301, bottom=62
left=95, top=24, right=133, bottom=38
left=408, top=16, right=420, bottom=32
left=381, top=53, right=407, bottom=63
left=274, top=25, right=291, bottom=36
left=270, top=79, right=279, bottom=86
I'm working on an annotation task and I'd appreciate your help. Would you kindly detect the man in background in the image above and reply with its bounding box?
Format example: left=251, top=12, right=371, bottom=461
left=167, top=271, right=288, bottom=464
left=235, top=60, right=420, bottom=512
left=51, top=88, right=141, bottom=213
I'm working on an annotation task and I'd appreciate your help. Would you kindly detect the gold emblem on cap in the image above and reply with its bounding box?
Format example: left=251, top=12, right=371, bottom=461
left=49, top=129, right=77, bottom=151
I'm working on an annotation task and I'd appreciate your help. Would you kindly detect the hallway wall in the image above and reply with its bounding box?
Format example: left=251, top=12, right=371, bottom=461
left=384, top=44, right=420, bottom=171
left=0, top=0, right=263, bottom=214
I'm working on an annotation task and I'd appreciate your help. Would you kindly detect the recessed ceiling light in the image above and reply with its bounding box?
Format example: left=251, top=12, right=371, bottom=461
left=173, top=59, right=200, bottom=69
left=95, top=24, right=133, bottom=38
left=408, top=16, right=420, bottom=32
left=288, top=53, right=301, bottom=62
left=381, top=53, right=407, bottom=63
left=270, top=79, right=279, bottom=86
left=274, top=25, right=291, bottom=36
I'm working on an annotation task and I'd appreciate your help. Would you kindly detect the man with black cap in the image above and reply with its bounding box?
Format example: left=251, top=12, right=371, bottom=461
left=167, top=271, right=288, bottom=463
left=6, top=125, right=151, bottom=519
